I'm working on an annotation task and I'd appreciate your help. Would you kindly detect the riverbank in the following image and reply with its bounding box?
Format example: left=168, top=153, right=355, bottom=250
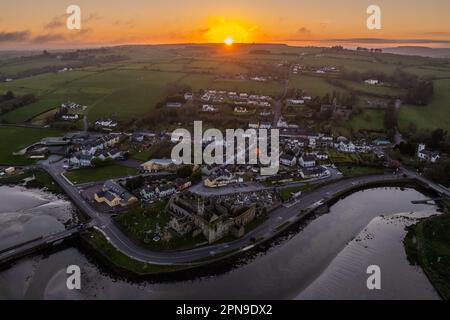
left=0, top=168, right=63, bottom=194
left=75, top=177, right=434, bottom=279
left=404, top=200, right=450, bottom=300
left=1, top=185, right=439, bottom=299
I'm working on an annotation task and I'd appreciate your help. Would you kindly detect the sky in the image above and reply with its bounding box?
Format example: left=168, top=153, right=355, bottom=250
left=1, top=0, right=450, bottom=49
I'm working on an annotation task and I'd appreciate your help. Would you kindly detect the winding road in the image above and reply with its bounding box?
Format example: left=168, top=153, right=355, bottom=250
left=36, top=158, right=442, bottom=265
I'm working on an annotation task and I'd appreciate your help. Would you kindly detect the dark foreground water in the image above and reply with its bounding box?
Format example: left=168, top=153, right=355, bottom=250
left=0, top=186, right=440, bottom=299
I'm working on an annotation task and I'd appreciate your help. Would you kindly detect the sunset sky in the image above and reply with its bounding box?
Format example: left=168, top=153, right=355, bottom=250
left=1, top=0, right=449, bottom=49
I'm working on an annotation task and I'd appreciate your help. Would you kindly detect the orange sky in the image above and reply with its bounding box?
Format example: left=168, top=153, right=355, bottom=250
left=1, top=0, right=450, bottom=48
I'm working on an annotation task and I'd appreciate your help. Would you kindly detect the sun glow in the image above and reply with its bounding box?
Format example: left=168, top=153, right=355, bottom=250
left=224, top=37, right=234, bottom=45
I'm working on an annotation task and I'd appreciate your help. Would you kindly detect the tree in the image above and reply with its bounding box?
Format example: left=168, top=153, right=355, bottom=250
left=431, top=128, right=446, bottom=149
left=384, top=105, right=397, bottom=131
left=177, top=165, right=193, bottom=178
left=4, top=91, right=14, bottom=100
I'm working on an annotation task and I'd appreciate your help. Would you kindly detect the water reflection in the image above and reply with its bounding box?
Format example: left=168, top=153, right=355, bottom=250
left=0, top=186, right=440, bottom=300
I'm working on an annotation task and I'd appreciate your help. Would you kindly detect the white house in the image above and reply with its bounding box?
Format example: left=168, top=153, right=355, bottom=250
left=315, top=152, right=329, bottom=161
left=300, top=166, right=330, bottom=179
left=365, top=79, right=379, bottom=85
left=417, top=144, right=440, bottom=163
left=69, top=153, right=94, bottom=167
left=61, top=114, right=79, bottom=121
left=157, top=184, right=177, bottom=198
left=337, top=141, right=356, bottom=153
left=95, top=119, right=118, bottom=128
left=299, top=154, right=316, bottom=168
left=202, top=104, right=217, bottom=112
left=280, top=154, right=297, bottom=167
left=286, top=99, right=305, bottom=106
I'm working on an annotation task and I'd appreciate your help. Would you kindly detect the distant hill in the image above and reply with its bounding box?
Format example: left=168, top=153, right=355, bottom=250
left=382, top=46, right=450, bottom=59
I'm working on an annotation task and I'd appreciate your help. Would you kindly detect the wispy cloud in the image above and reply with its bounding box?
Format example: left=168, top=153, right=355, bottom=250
left=32, top=33, right=66, bottom=43
left=0, top=31, right=30, bottom=42
left=283, top=37, right=450, bottom=45
left=297, top=27, right=312, bottom=36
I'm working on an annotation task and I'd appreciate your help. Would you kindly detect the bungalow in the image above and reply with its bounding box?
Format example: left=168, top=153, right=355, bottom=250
left=94, top=180, right=138, bottom=208
left=141, top=159, right=175, bottom=172
left=61, top=114, right=79, bottom=121
left=234, top=106, right=249, bottom=114
left=286, top=99, right=305, bottom=106
left=204, top=171, right=241, bottom=188
left=315, top=152, right=329, bottom=161
left=202, top=104, right=217, bottom=112
left=365, top=79, right=379, bottom=85
left=156, top=184, right=177, bottom=198
left=337, top=141, right=356, bottom=153
left=166, top=102, right=183, bottom=108
left=69, top=153, right=93, bottom=167
left=95, top=119, right=118, bottom=128
left=300, top=166, right=330, bottom=179
left=280, top=154, right=297, bottom=167
left=299, top=154, right=316, bottom=168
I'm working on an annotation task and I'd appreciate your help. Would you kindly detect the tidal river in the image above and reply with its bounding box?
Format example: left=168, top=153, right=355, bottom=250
left=0, top=185, right=441, bottom=300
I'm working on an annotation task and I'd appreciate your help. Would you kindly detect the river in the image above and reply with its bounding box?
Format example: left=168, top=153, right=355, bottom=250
left=0, top=185, right=441, bottom=299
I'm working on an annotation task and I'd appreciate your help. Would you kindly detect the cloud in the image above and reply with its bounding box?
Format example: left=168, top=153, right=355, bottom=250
left=297, top=27, right=312, bottom=35
left=44, top=12, right=101, bottom=31
left=44, top=15, right=66, bottom=30
left=113, top=19, right=135, bottom=29
left=420, top=32, right=450, bottom=37
left=0, top=31, right=30, bottom=42
left=32, top=33, right=66, bottom=43
left=84, top=13, right=102, bottom=23
left=327, top=38, right=450, bottom=44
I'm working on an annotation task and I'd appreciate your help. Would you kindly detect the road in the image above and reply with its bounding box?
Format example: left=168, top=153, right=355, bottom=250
left=38, top=158, right=422, bottom=264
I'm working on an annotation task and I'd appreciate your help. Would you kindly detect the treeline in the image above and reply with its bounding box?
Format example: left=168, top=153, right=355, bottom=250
left=340, top=69, right=434, bottom=106
left=0, top=91, right=37, bottom=115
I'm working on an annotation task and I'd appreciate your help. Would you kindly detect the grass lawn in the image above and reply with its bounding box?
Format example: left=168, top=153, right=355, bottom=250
left=289, top=75, right=347, bottom=97
left=64, top=164, right=138, bottom=184
left=280, top=184, right=314, bottom=202
left=350, top=109, right=385, bottom=131
left=399, top=79, right=450, bottom=133
left=0, top=126, right=62, bottom=165
left=81, top=228, right=190, bottom=275
left=0, top=169, right=63, bottom=194
left=114, top=202, right=208, bottom=251
left=339, top=80, right=405, bottom=97
left=338, top=165, right=385, bottom=177
left=328, top=149, right=361, bottom=165
left=404, top=203, right=450, bottom=299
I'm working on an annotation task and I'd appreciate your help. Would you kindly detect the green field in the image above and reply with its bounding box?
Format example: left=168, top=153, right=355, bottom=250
left=0, top=126, right=62, bottom=165
left=350, top=109, right=385, bottom=131
left=338, top=80, right=405, bottom=97
left=81, top=228, right=189, bottom=275
left=404, top=203, right=450, bottom=299
left=0, top=45, right=449, bottom=135
left=289, top=75, right=347, bottom=97
left=64, top=164, right=138, bottom=184
left=399, top=79, right=450, bottom=132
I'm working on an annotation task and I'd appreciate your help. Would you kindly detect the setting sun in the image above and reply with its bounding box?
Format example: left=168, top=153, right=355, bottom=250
left=224, top=37, right=234, bottom=46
